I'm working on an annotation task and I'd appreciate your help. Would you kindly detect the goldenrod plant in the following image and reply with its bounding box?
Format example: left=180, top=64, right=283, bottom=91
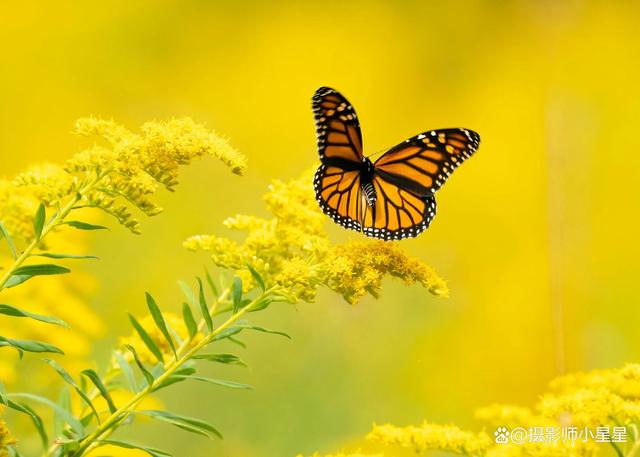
left=303, top=364, right=640, bottom=457
left=0, top=120, right=445, bottom=456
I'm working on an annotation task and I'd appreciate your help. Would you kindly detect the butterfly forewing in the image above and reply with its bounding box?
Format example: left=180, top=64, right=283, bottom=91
left=374, top=128, right=480, bottom=195
left=312, top=87, right=364, bottom=164
left=313, top=87, right=366, bottom=233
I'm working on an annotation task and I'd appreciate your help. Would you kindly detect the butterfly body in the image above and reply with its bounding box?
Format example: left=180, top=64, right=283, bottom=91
left=312, top=86, right=479, bottom=241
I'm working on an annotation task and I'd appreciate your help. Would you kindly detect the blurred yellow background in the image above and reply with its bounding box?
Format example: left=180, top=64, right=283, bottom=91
left=2, top=0, right=640, bottom=455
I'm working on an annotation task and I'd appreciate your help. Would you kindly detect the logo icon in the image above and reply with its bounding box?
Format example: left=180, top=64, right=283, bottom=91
left=495, top=427, right=510, bottom=444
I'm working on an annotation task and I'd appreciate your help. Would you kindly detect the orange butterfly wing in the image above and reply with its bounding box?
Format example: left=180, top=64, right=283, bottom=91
left=313, top=87, right=365, bottom=232
left=361, top=128, right=480, bottom=240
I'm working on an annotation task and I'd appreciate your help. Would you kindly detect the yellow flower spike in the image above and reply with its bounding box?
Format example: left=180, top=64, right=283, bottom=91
left=368, top=421, right=491, bottom=455
left=296, top=453, right=382, bottom=457
left=0, top=408, right=15, bottom=457
left=186, top=172, right=447, bottom=305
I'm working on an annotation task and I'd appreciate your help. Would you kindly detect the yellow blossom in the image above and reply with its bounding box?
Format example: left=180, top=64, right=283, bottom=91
left=0, top=408, right=14, bottom=457
left=185, top=172, right=447, bottom=304
left=367, top=421, right=491, bottom=455
left=296, top=453, right=381, bottom=457
left=474, top=404, right=543, bottom=428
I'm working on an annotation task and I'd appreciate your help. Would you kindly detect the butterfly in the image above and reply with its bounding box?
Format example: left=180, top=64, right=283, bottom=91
left=312, top=86, right=480, bottom=241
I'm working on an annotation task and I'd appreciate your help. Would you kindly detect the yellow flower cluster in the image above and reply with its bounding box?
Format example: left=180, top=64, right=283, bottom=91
left=6, top=117, right=246, bottom=238
left=296, top=453, right=381, bottom=457
left=0, top=408, right=14, bottom=457
left=368, top=421, right=491, bottom=455
left=184, top=171, right=447, bottom=304
left=307, top=364, right=640, bottom=457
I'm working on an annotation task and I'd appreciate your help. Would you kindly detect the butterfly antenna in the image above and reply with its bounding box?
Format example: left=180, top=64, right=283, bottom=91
left=365, top=145, right=392, bottom=159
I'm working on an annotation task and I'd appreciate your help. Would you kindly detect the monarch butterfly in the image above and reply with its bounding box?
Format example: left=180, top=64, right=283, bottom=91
left=312, top=86, right=480, bottom=241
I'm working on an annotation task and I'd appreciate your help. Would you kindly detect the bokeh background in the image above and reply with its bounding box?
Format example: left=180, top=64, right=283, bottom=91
left=2, top=0, right=640, bottom=455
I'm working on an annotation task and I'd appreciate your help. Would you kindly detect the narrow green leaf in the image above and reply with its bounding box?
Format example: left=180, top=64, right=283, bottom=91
left=177, top=280, right=197, bottom=307
left=146, top=293, right=176, bottom=359
left=31, top=252, right=99, bottom=260
left=4, top=264, right=70, bottom=288
left=138, top=410, right=222, bottom=439
left=0, top=220, right=17, bottom=259
left=125, top=345, right=155, bottom=387
left=204, top=267, right=218, bottom=296
left=152, top=366, right=197, bottom=392
left=95, top=440, right=172, bottom=457
left=81, top=369, right=118, bottom=414
left=172, top=374, right=253, bottom=390
left=235, top=324, right=291, bottom=339
left=227, top=336, right=246, bottom=348
left=249, top=296, right=273, bottom=312
left=128, top=314, right=164, bottom=364
left=8, top=392, right=84, bottom=436
left=0, top=336, right=64, bottom=354
left=245, top=263, right=265, bottom=291
left=63, top=220, right=108, bottom=230
left=182, top=303, right=198, bottom=340
left=114, top=351, right=137, bottom=392
left=211, top=326, right=243, bottom=342
left=0, top=304, right=69, bottom=327
left=54, top=387, right=71, bottom=437
left=44, top=359, right=101, bottom=424
left=197, top=278, right=213, bottom=332
left=192, top=353, right=247, bottom=367
left=231, top=276, right=242, bottom=314
left=33, top=203, right=45, bottom=240
left=8, top=445, right=24, bottom=457
left=3, top=399, right=48, bottom=448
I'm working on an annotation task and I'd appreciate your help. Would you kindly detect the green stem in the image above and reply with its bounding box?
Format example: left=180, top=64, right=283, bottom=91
left=71, top=286, right=277, bottom=457
left=0, top=175, right=101, bottom=291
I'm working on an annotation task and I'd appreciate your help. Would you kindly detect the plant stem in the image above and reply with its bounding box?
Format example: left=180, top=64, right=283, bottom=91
left=0, top=175, right=100, bottom=291
left=71, top=286, right=277, bottom=457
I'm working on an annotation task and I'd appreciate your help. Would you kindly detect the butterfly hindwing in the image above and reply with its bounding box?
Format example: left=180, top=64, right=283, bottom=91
left=313, top=163, right=363, bottom=232
left=373, top=128, right=480, bottom=196
left=312, top=87, right=364, bottom=164
left=361, top=178, right=437, bottom=240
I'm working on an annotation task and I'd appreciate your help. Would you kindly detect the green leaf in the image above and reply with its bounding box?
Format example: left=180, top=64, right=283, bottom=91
left=95, top=440, right=172, bottom=457
left=8, top=392, right=84, bottom=436
left=0, top=336, right=64, bottom=355
left=197, top=278, right=213, bottom=333
left=0, top=304, right=69, bottom=327
left=114, top=351, right=137, bottom=392
left=33, top=203, right=46, bottom=240
left=204, top=267, right=218, bottom=296
left=245, top=263, right=265, bottom=291
left=0, top=220, right=17, bottom=259
left=7, top=445, right=24, bottom=457
left=172, top=374, right=252, bottom=390
left=211, top=326, right=243, bottom=342
left=249, top=296, right=273, bottom=312
left=4, top=264, right=71, bottom=288
left=192, top=353, right=246, bottom=367
left=31, top=252, right=99, bottom=260
left=235, top=323, right=291, bottom=339
left=63, top=220, right=108, bottom=230
left=54, top=386, right=71, bottom=437
left=81, top=369, right=117, bottom=414
left=128, top=314, right=164, bottom=364
left=177, top=280, right=198, bottom=307
left=44, top=359, right=100, bottom=424
left=231, top=276, right=242, bottom=314
left=146, top=292, right=176, bottom=359
left=152, top=366, right=197, bottom=392
left=138, top=410, right=222, bottom=439
left=182, top=303, right=198, bottom=340
left=8, top=400, right=48, bottom=448
left=125, top=344, right=155, bottom=387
